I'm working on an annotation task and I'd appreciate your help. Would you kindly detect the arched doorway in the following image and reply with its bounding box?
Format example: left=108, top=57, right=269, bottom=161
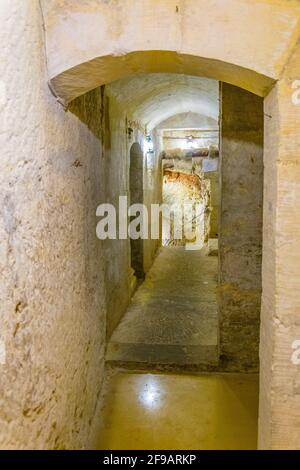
left=129, top=142, right=144, bottom=280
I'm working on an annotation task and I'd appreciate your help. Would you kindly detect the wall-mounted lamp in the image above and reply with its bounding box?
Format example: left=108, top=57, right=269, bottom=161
left=145, top=134, right=154, bottom=153
left=186, top=135, right=196, bottom=149
left=127, top=127, right=133, bottom=140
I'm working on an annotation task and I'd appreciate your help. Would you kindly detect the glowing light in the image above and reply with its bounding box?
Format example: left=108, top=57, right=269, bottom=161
left=145, top=134, right=154, bottom=153
left=139, top=378, right=161, bottom=409
left=186, top=135, right=194, bottom=149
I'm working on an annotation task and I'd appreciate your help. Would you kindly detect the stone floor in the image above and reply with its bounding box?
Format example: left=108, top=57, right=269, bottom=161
left=96, top=371, right=259, bottom=450
left=106, top=246, right=219, bottom=368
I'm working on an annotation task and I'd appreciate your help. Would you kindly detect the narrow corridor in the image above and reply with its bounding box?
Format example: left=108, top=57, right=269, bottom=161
left=2, top=0, right=300, bottom=451
left=107, top=246, right=218, bottom=368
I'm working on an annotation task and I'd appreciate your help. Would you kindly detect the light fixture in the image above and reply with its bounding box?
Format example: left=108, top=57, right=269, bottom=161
left=186, top=135, right=196, bottom=149
left=145, top=134, right=154, bottom=153
left=127, top=127, right=133, bottom=140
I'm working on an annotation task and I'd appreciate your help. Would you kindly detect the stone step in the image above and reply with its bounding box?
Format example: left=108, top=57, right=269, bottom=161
left=106, top=342, right=219, bottom=367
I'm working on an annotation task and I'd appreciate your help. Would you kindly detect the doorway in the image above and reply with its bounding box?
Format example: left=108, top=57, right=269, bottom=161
left=129, top=142, right=145, bottom=280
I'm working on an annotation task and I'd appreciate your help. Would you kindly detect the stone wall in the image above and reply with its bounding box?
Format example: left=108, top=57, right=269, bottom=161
left=142, top=145, right=162, bottom=274
left=219, top=83, right=263, bottom=371
left=103, top=89, right=162, bottom=336
left=99, top=92, right=133, bottom=339
left=0, top=1, right=106, bottom=449
left=259, top=40, right=300, bottom=450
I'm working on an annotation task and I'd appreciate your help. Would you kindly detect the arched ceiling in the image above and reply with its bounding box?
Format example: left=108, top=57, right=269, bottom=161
left=41, top=0, right=300, bottom=103
left=157, top=112, right=218, bottom=130
left=106, top=74, right=219, bottom=131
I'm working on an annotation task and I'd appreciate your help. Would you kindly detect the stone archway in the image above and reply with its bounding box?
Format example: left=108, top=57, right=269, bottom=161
left=41, top=0, right=300, bottom=105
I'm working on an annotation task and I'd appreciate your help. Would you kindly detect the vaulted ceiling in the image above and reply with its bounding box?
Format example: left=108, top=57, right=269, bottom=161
left=106, top=74, right=219, bottom=131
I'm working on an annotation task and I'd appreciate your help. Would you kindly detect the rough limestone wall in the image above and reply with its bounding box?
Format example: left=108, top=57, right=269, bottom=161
left=143, top=133, right=162, bottom=274
left=259, top=39, right=300, bottom=450
left=161, top=154, right=210, bottom=247
left=0, top=1, right=106, bottom=449
left=100, top=92, right=132, bottom=338
left=219, top=83, right=263, bottom=371
left=101, top=88, right=162, bottom=336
